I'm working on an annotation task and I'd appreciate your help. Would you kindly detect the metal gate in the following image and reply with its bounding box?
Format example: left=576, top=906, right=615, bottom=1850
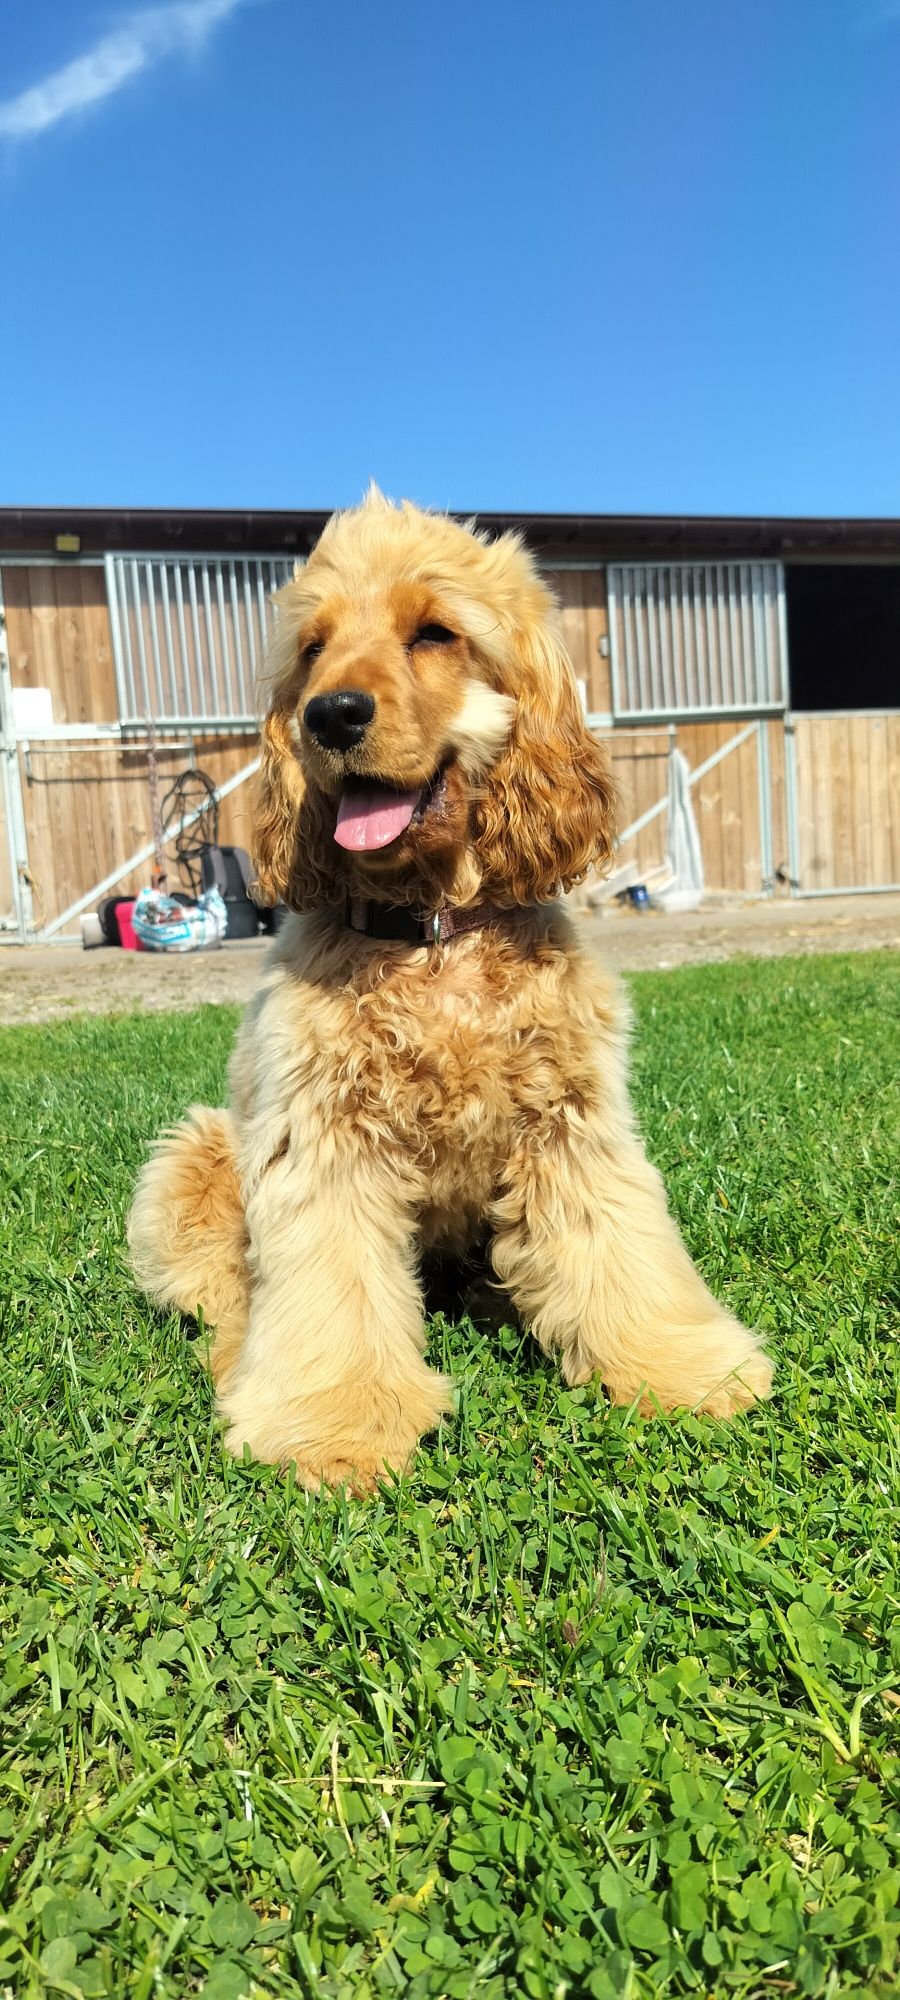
left=610, top=719, right=776, bottom=896
left=104, top=553, right=295, bottom=730
left=606, top=562, right=787, bottom=721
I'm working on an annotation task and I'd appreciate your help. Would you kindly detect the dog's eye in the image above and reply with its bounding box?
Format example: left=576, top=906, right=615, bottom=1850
left=409, top=623, right=457, bottom=649
left=303, top=638, right=325, bottom=665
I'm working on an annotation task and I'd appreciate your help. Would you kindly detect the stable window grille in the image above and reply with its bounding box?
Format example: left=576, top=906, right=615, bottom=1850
left=606, top=562, right=787, bottom=720
left=104, top=554, right=296, bottom=730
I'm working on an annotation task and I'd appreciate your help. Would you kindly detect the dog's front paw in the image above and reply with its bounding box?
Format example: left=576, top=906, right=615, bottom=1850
left=220, top=1368, right=453, bottom=1494
left=286, top=1445, right=403, bottom=1497
left=222, top=1419, right=411, bottom=1494
left=689, top=1339, right=774, bottom=1416
left=595, top=1318, right=774, bottom=1418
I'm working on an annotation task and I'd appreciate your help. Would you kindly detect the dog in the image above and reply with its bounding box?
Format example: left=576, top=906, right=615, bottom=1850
left=128, top=489, right=772, bottom=1492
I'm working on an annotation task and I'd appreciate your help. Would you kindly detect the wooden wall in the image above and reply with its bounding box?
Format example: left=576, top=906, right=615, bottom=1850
left=3, top=565, right=117, bottom=723
left=548, top=568, right=900, bottom=895
left=15, top=739, right=259, bottom=933
left=549, top=569, right=792, bottom=894
left=1, top=561, right=897, bottom=935
left=792, top=713, right=900, bottom=890
left=1, top=565, right=259, bottom=934
left=550, top=568, right=611, bottom=716
left=594, top=716, right=790, bottom=895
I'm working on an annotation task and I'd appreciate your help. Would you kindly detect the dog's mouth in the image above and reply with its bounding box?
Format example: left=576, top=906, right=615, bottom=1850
left=333, top=770, right=447, bottom=852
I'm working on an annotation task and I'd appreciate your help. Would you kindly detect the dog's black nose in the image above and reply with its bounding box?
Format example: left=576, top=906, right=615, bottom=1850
left=303, top=689, right=376, bottom=751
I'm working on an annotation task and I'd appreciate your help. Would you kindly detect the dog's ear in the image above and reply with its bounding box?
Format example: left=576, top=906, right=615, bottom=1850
left=473, top=620, right=616, bottom=904
left=252, top=706, right=337, bottom=911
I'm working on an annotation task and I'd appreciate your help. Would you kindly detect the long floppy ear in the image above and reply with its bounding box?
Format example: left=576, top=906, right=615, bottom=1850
left=252, top=706, right=338, bottom=911
left=473, top=622, right=616, bottom=904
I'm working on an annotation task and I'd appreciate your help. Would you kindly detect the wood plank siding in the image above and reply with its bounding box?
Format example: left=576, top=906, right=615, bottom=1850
left=792, top=714, right=900, bottom=890
left=3, top=565, right=118, bottom=722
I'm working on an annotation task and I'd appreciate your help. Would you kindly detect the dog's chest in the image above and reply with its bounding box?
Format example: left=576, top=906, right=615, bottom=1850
left=341, top=978, right=515, bottom=1188
left=242, top=932, right=603, bottom=1212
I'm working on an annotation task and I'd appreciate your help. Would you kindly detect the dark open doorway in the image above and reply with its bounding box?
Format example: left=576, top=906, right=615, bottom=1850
left=786, top=565, right=900, bottom=711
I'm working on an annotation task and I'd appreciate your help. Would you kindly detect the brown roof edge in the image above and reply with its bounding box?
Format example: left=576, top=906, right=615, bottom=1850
left=1, top=506, right=900, bottom=561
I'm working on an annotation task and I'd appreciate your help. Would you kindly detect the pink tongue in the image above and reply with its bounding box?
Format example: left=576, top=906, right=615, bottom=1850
left=334, top=784, right=421, bottom=851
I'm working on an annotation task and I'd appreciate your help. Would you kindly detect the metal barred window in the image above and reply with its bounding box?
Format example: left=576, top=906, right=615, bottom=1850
left=104, top=554, right=296, bottom=730
left=606, top=562, right=787, bottom=720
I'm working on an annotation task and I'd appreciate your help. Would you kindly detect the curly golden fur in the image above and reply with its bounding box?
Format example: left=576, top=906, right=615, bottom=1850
left=129, top=490, right=772, bottom=1493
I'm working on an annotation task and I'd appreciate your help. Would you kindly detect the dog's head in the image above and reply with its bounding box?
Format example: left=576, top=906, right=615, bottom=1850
left=254, top=488, right=615, bottom=911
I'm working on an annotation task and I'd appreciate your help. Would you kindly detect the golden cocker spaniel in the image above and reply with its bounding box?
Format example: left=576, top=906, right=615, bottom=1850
left=128, top=490, right=772, bottom=1492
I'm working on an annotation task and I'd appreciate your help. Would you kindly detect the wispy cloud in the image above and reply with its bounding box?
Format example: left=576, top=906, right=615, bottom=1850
left=0, top=0, right=250, bottom=141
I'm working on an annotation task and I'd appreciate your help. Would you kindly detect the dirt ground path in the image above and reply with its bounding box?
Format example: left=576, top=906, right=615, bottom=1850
left=1, top=893, right=896, bottom=1027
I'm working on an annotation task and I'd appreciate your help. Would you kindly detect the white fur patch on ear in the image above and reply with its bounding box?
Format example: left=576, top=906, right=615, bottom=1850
left=449, top=680, right=516, bottom=774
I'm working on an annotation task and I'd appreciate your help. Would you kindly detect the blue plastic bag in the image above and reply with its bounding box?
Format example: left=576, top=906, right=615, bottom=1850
left=132, top=886, right=228, bottom=953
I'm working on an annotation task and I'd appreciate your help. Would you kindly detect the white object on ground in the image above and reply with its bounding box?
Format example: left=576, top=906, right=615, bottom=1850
left=656, top=747, right=704, bottom=912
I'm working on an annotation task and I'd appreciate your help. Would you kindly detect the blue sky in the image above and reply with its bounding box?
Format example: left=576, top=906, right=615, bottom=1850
left=1, top=0, right=899, bottom=515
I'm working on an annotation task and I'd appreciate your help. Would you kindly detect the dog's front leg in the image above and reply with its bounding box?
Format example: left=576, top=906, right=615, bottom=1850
left=490, top=1120, right=773, bottom=1417
left=217, top=1148, right=451, bottom=1493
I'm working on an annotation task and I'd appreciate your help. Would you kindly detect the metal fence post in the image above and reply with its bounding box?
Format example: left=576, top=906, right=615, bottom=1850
left=0, top=573, right=34, bottom=941
left=783, top=714, right=801, bottom=893
left=756, top=719, right=774, bottom=894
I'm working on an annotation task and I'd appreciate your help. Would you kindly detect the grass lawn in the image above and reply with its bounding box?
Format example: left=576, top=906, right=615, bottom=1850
left=0, top=950, right=898, bottom=2000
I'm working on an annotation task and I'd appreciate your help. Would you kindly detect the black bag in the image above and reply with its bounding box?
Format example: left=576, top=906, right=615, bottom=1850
left=199, top=845, right=263, bottom=940
left=97, top=896, right=130, bottom=945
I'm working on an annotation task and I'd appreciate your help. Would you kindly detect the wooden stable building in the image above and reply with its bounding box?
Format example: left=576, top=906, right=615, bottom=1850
left=1, top=506, right=898, bottom=943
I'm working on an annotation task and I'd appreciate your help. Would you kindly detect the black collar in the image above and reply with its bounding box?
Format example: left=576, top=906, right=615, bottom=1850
left=345, top=894, right=514, bottom=945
